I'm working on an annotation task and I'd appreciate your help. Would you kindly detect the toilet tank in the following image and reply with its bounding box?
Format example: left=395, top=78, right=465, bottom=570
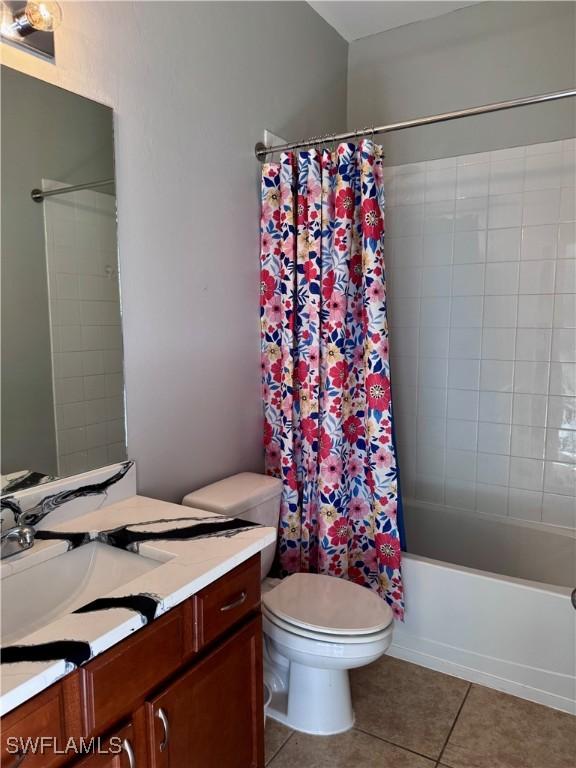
left=181, top=472, right=282, bottom=579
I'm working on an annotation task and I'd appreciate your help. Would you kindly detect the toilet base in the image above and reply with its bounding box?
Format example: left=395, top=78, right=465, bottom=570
left=265, top=657, right=355, bottom=735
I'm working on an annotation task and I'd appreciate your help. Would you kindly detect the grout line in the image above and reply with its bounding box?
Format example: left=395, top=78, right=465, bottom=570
left=266, top=729, right=296, bottom=766
left=436, top=682, right=472, bottom=766
left=352, top=725, right=441, bottom=763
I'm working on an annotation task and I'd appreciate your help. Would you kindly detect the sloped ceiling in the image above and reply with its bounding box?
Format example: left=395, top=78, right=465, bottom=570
left=308, top=1, right=480, bottom=42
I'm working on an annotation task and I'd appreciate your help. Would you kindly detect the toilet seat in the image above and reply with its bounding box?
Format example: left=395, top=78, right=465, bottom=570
left=262, top=603, right=393, bottom=645
left=262, top=573, right=393, bottom=636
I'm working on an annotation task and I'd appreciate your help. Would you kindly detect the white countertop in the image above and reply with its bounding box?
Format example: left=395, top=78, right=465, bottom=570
left=0, top=495, right=276, bottom=716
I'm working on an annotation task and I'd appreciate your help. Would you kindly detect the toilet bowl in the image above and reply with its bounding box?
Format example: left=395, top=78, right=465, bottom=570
left=182, top=473, right=394, bottom=735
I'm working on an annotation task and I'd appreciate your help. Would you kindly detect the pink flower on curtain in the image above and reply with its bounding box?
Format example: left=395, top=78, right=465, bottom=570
left=259, top=140, right=404, bottom=617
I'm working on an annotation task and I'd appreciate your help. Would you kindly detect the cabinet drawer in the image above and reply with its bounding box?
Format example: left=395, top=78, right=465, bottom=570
left=1, top=682, right=71, bottom=768
left=82, top=607, right=185, bottom=734
left=195, top=555, right=261, bottom=647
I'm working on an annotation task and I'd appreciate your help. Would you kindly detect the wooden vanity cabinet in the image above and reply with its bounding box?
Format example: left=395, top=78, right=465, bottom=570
left=145, top=617, right=263, bottom=768
left=1, top=555, right=264, bottom=768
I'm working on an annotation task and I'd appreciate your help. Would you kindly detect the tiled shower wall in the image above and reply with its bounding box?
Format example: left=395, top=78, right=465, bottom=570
left=385, top=139, right=576, bottom=529
left=44, top=184, right=126, bottom=477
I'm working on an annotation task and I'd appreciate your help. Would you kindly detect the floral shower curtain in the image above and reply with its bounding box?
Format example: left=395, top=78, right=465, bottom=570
left=259, top=140, right=404, bottom=617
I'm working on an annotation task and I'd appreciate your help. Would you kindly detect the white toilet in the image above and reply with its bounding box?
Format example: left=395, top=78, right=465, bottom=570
left=182, top=472, right=394, bottom=735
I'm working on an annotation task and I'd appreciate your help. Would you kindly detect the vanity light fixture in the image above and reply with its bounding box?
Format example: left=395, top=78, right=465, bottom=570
left=1, top=1, right=61, bottom=58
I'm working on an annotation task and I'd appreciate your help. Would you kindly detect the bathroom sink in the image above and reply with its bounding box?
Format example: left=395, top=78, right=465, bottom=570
left=1, top=542, right=162, bottom=645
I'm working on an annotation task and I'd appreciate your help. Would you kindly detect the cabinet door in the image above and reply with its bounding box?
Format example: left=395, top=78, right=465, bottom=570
left=70, top=724, right=136, bottom=768
left=146, top=617, right=264, bottom=768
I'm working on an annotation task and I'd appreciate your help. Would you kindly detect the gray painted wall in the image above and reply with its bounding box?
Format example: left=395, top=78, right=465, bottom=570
left=1, top=1, right=348, bottom=501
left=348, top=2, right=576, bottom=165
left=1, top=67, right=114, bottom=476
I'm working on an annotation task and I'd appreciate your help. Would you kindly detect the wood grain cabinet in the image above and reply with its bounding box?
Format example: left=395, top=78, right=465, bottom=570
left=1, top=556, right=264, bottom=768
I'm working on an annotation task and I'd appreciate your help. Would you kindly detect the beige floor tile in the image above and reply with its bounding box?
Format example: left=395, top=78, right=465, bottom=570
left=265, top=719, right=293, bottom=765
left=441, top=684, right=576, bottom=768
left=268, top=728, right=435, bottom=768
left=350, top=656, right=470, bottom=759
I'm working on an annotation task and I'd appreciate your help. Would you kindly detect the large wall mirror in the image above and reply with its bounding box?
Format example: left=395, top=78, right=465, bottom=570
left=1, top=66, right=126, bottom=494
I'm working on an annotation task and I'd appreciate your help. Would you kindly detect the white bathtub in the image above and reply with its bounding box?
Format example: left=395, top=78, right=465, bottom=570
left=390, top=501, right=576, bottom=714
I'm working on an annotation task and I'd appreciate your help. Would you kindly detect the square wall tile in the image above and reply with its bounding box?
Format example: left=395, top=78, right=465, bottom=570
left=482, top=328, right=516, bottom=360
left=415, top=475, right=445, bottom=504
left=480, top=360, right=514, bottom=392
left=424, top=200, right=455, bottom=234
left=426, top=168, right=456, bottom=202
left=519, top=261, right=555, bottom=294
left=513, top=361, right=550, bottom=395
left=485, top=262, right=519, bottom=295
left=515, top=329, right=551, bottom=362
left=543, top=461, right=576, bottom=496
left=478, top=422, right=511, bottom=455
left=422, top=233, right=453, bottom=265
left=421, top=266, right=451, bottom=296
left=545, top=428, right=576, bottom=464
left=510, top=425, right=546, bottom=460
left=521, top=225, right=557, bottom=260
left=457, top=162, right=490, bottom=199
left=451, top=296, right=483, bottom=327
left=522, top=189, right=561, bottom=226
left=476, top=483, right=508, bottom=516
left=447, top=419, right=478, bottom=451
left=508, top=488, right=543, bottom=522
left=551, top=329, right=576, bottom=363
left=418, top=357, right=448, bottom=389
left=455, top=197, right=488, bottom=231
left=509, top=457, right=545, bottom=491
left=487, top=228, right=521, bottom=262
left=445, top=481, right=477, bottom=510
left=558, top=223, right=575, bottom=259
left=547, top=396, right=576, bottom=430
left=418, top=387, right=447, bottom=419
left=512, top=394, right=547, bottom=427
left=416, top=443, right=446, bottom=477
left=479, top=391, right=513, bottom=424
left=542, top=493, right=576, bottom=527
left=449, top=328, right=482, bottom=359
left=559, top=191, right=575, bottom=224
left=477, top=453, right=510, bottom=486
left=549, top=362, right=576, bottom=397
left=454, top=231, right=486, bottom=264
left=420, top=325, right=449, bottom=358
left=483, top=296, right=517, bottom=328
left=452, top=264, right=485, bottom=296
left=447, top=389, right=479, bottom=421
left=420, top=297, right=450, bottom=327
left=445, top=449, right=476, bottom=481
left=448, top=359, right=480, bottom=390
left=553, top=295, right=576, bottom=328
left=524, top=153, right=564, bottom=191
left=488, top=193, right=523, bottom=229
left=555, top=260, right=576, bottom=293
left=489, top=158, right=524, bottom=196
left=517, top=295, right=554, bottom=328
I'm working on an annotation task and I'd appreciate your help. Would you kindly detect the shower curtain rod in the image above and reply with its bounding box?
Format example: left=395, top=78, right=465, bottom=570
left=255, top=88, right=576, bottom=160
left=31, top=178, right=115, bottom=203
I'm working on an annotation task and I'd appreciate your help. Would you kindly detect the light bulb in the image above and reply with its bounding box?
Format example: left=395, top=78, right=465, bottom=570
left=0, top=2, right=17, bottom=36
left=23, top=1, right=62, bottom=32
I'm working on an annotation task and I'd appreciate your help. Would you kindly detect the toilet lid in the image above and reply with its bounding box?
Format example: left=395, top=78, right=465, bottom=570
left=262, top=573, right=394, bottom=636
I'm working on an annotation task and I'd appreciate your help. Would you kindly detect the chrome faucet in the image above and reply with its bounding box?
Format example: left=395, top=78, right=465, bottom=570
left=1, top=525, right=35, bottom=559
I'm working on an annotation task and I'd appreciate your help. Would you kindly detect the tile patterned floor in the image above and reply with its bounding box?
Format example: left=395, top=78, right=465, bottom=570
left=265, top=657, right=576, bottom=768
